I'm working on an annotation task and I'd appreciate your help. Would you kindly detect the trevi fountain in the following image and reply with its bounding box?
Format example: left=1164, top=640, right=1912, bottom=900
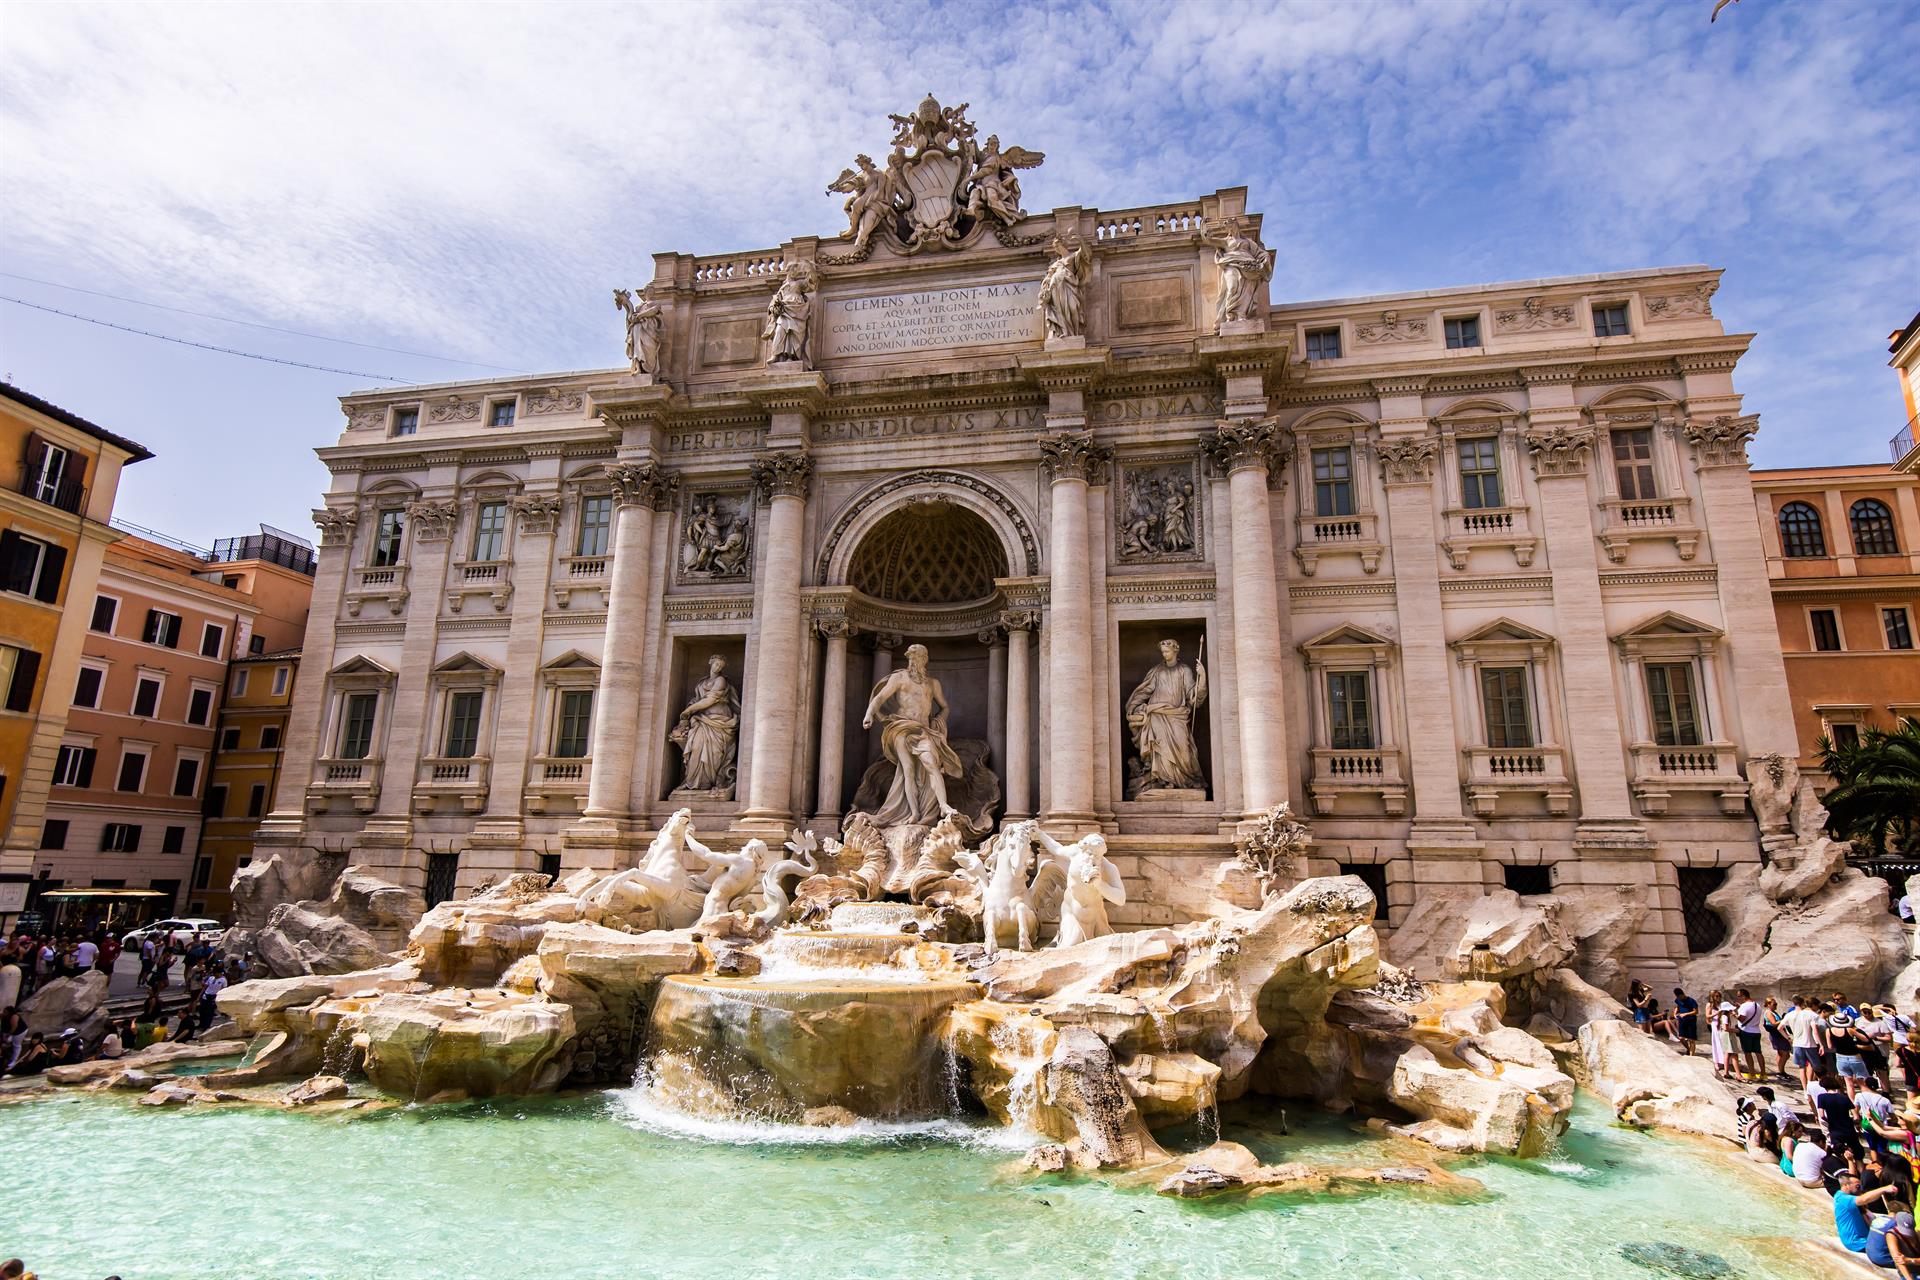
left=8, top=97, right=1889, bottom=1280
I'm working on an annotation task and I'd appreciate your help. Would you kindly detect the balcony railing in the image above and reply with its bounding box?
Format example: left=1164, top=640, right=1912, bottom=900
left=447, top=561, right=513, bottom=614
left=307, top=756, right=383, bottom=813
left=1307, top=746, right=1408, bottom=815
left=525, top=755, right=592, bottom=814
left=1599, top=495, right=1698, bottom=563
left=1293, top=511, right=1384, bottom=575
left=1893, top=416, right=1919, bottom=469
left=553, top=555, right=611, bottom=609
left=1440, top=505, right=1538, bottom=569
left=1628, top=741, right=1746, bottom=815
left=1464, top=745, right=1573, bottom=816
left=346, top=563, right=410, bottom=617
left=18, top=472, right=87, bottom=515
left=414, top=756, right=491, bottom=812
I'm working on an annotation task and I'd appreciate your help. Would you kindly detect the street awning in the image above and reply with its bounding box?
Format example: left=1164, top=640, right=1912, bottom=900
left=37, top=888, right=166, bottom=898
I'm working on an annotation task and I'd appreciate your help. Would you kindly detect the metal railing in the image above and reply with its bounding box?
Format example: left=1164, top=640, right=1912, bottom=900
left=211, top=532, right=317, bottom=576
left=1893, top=416, right=1919, bottom=467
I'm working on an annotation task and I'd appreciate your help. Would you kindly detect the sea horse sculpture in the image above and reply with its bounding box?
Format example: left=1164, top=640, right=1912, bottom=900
left=573, top=807, right=709, bottom=930
left=753, top=830, right=821, bottom=928
left=979, top=821, right=1041, bottom=959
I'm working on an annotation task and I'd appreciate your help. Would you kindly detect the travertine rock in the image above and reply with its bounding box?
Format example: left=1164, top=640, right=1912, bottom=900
left=257, top=903, right=390, bottom=976
left=284, top=1074, right=350, bottom=1106
left=534, top=923, right=704, bottom=1085
left=1544, top=886, right=1646, bottom=996
left=230, top=848, right=345, bottom=930
left=1388, top=888, right=1575, bottom=985
left=1387, top=1044, right=1572, bottom=1157
left=356, top=990, right=575, bottom=1100
left=20, top=971, right=109, bottom=1042
left=328, top=868, right=427, bottom=950
left=1579, top=1017, right=1737, bottom=1141
left=410, top=885, right=587, bottom=988
left=1543, top=968, right=1630, bottom=1030
left=1680, top=865, right=1905, bottom=1000
left=1119, top=1051, right=1222, bottom=1126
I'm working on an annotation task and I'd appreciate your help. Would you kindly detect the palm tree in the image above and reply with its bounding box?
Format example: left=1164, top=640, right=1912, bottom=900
left=1819, top=717, right=1920, bottom=858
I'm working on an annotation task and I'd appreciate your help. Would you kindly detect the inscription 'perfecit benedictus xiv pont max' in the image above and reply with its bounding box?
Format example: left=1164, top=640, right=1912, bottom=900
left=285, top=91, right=1795, bottom=995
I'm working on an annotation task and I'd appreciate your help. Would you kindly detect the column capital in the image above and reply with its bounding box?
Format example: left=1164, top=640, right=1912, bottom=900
left=1679, top=413, right=1758, bottom=468
left=751, top=449, right=814, bottom=502
left=312, top=506, right=356, bottom=548
left=975, top=624, right=1007, bottom=646
left=1038, top=430, right=1110, bottom=484
left=869, top=631, right=903, bottom=653
left=815, top=616, right=855, bottom=640
left=404, top=499, right=459, bottom=541
left=999, top=608, right=1040, bottom=633
left=510, top=492, right=564, bottom=536
left=1205, top=417, right=1285, bottom=476
left=1523, top=423, right=1596, bottom=478
left=606, top=461, right=679, bottom=509
left=1376, top=434, right=1440, bottom=486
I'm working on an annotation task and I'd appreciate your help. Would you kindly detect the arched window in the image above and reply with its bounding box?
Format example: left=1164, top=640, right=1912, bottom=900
left=1777, top=502, right=1826, bottom=558
left=1850, top=499, right=1900, bottom=556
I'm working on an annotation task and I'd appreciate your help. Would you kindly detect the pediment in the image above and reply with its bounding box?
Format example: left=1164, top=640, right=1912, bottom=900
left=329, top=654, right=395, bottom=677
left=1455, top=617, right=1554, bottom=646
left=1615, top=611, right=1722, bottom=640
left=541, top=649, right=601, bottom=671
left=432, top=651, right=502, bottom=675
left=1299, top=622, right=1394, bottom=651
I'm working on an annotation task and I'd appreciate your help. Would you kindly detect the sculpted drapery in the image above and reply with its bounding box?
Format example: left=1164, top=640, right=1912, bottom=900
left=1125, top=639, right=1208, bottom=796
left=669, top=655, right=740, bottom=794
left=860, top=644, right=961, bottom=826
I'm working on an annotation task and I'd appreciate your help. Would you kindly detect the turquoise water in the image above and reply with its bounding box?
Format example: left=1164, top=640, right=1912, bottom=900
left=8, top=1090, right=1839, bottom=1280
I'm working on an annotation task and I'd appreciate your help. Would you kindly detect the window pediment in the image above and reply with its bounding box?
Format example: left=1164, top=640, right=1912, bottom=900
left=1300, top=623, right=1395, bottom=665
left=1614, top=610, right=1723, bottom=658
left=1453, top=617, right=1554, bottom=662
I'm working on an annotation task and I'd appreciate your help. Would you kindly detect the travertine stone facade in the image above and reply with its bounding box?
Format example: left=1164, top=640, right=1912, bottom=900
left=261, top=106, right=1797, bottom=980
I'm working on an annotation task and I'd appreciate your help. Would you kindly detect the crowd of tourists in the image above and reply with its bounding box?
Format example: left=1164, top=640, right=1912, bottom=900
left=1630, top=980, right=1920, bottom=1273
left=1, top=925, right=245, bottom=1078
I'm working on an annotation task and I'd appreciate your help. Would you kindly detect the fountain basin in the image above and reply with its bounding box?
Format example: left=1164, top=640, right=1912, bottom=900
left=646, top=974, right=979, bottom=1121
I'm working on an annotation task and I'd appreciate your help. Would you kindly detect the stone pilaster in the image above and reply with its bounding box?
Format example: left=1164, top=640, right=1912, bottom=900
left=471, top=490, right=564, bottom=851
left=1206, top=418, right=1292, bottom=815
left=367, top=499, right=460, bottom=855
left=982, top=623, right=1008, bottom=798
left=1040, top=431, right=1106, bottom=828
left=578, top=462, right=677, bottom=831
left=739, top=449, right=813, bottom=834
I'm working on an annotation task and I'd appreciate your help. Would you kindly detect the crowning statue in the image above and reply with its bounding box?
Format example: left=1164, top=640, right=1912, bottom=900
left=669, top=654, right=740, bottom=796
left=825, top=153, right=894, bottom=254
left=860, top=643, right=961, bottom=827
left=1200, top=216, right=1275, bottom=329
left=1038, top=232, right=1091, bottom=340
left=612, top=287, right=664, bottom=377
left=1125, top=638, right=1208, bottom=797
left=763, top=261, right=817, bottom=366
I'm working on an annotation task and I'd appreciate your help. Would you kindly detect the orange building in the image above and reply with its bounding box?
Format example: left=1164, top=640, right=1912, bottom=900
left=1753, top=461, right=1920, bottom=771
left=0, top=383, right=150, bottom=924
left=1892, top=311, right=1919, bottom=474
left=36, top=535, right=258, bottom=918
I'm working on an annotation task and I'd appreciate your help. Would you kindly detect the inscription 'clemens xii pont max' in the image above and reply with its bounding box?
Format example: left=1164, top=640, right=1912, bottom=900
left=822, top=281, right=1044, bottom=358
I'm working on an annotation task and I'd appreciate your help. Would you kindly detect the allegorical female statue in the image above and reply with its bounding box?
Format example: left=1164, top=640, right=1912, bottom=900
left=1038, top=233, right=1091, bottom=340
left=613, top=287, right=663, bottom=376
left=669, top=654, right=740, bottom=795
left=1125, top=638, right=1207, bottom=797
left=763, top=262, right=816, bottom=366
left=1200, top=217, right=1274, bottom=329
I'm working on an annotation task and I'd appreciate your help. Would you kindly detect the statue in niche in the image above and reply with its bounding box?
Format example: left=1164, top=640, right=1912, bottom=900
left=1118, top=465, right=1197, bottom=560
left=860, top=643, right=961, bottom=828
left=1200, top=216, right=1274, bottom=328
left=763, top=261, right=817, bottom=366
left=684, top=495, right=752, bottom=579
left=612, top=287, right=664, bottom=377
left=1038, top=232, right=1091, bottom=340
left=1125, top=638, right=1208, bottom=798
left=669, top=654, right=740, bottom=796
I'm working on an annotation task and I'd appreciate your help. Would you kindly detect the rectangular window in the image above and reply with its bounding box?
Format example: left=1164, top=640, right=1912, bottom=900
left=249, top=634, right=265, bottom=655
left=1312, top=446, right=1355, bottom=517
left=1327, top=671, right=1375, bottom=750
left=443, top=690, right=484, bottom=758
left=0, top=644, right=37, bottom=713
left=1810, top=609, right=1842, bottom=652
left=577, top=496, right=613, bottom=557
left=172, top=756, right=200, bottom=798
left=1832, top=722, right=1862, bottom=750
left=1611, top=429, right=1657, bottom=500
left=538, top=852, right=563, bottom=882
left=187, top=687, right=214, bottom=726
left=41, top=819, right=68, bottom=850
left=339, top=692, right=378, bottom=760
left=1503, top=864, right=1554, bottom=896
left=1304, top=327, right=1342, bottom=361
left=1645, top=662, right=1702, bottom=747
left=232, top=668, right=250, bottom=697
left=247, top=784, right=267, bottom=817
left=162, top=825, right=186, bottom=855
left=471, top=501, right=508, bottom=562
left=100, top=823, right=141, bottom=853
left=0, top=530, right=65, bottom=603
left=204, top=784, right=227, bottom=818
left=371, top=509, right=405, bottom=567
left=142, top=609, right=182, bottom=648
left=1593, top=303, right=1631, bottom=337
left=222, top=575, right=242, bottom=589
left=132, top=676, right=162, bottom=718
left=116, top=749, right=149, bottom=793
left=220, top=727, right=240, bottom=751
left=1457, top=437, right=1503, bottom=509
left=1885, top=608, right=1914, bottom=651
left=28, top=441, right=71, bottom=506
left=192, top=855, right=213, bottom=889
left=1445, top=315, right=1481, bottom=349
left=489, top=401, right=516, bottom=427
left=72, top=665, right=103, bottom=710
left=1479, top=666, right=1533, bottom=749
left=200, top=623, right=225, bottom=658
left=553, top=689, right=593, bottom=758
left=272, top=666, right=289, bottom=696
left=392, top=407, right=419, bottom=437
left=425, top=852, right=460, bottom=909
left=90, top=595, right=118, bottom=633
left=260, top=724, right=281, bottom=750
left=53, top=745, right=94, bottom=788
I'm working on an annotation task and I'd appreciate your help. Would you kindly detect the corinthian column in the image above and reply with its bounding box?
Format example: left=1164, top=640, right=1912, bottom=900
left=1041, top=431, right=1107, bottom=828
left=1001, top=608, right=1038, bottom=820
left=740, top=450, right=813, bottom=833
left=1208, top=419, right=1292, bottom=814
left=813, top=617, right=852, bottom=826
left=581, top=462, right=677, bottom=823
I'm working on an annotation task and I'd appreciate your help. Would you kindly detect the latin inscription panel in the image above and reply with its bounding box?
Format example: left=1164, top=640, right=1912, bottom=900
left=822, top=281, right=1043, bottom=358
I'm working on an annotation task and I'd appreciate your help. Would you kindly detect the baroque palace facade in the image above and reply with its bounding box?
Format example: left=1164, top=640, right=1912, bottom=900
left=261, top=99, right=1795, bottom=982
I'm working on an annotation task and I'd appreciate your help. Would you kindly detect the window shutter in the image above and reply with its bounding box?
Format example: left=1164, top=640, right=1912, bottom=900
left=32, top=542, right=65, bottom=603
left=77, top=747, right=96, bottom=788
left=4, top=649, right=38, bottom=712
left=22, top=433, right=46, bottom=478
left=0, top=531, right=28, bottom=594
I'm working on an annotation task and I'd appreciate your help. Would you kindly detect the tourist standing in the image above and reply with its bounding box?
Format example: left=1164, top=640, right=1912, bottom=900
left=1835, top=1013, right=1873, bottom=1098
left=1629, top=980, right=1655, bottom=1031
left=199, top=967, right=227, bottom=1033
left=1784, top=995, right=1827, bottom=1090
left=1735, top=989, right=1768, bottom=1083
left=1673, top=988, right=1700, bottom=1057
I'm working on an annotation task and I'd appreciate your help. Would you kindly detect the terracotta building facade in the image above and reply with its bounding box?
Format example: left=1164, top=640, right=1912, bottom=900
left=260, top=108, right=1806, bottom=986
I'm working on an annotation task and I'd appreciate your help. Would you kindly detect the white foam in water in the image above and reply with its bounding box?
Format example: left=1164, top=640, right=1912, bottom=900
left=610, top=1076, right=1031, bottom=1152
left=1542, top=1158, right=1590, bottom=1177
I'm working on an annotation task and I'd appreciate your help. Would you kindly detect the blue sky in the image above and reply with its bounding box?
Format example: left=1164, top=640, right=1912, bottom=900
left=1, top=0, right=1915, bottom=548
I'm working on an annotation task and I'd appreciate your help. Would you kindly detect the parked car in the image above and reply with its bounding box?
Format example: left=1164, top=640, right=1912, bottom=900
left=121, top=917, right=224, bottom=949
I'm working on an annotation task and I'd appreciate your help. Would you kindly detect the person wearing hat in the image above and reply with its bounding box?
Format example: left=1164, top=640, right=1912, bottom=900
left=1834, top=1010, right=1874, bottom=1098
left=1870, top=1209, right=1920, bottom=1273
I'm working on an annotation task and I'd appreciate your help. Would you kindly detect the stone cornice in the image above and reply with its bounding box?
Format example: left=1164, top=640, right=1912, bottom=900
left=742, top=369, right=829, bottom=415
left=1370, top=376, right=1430, bottom=398
left=1018, top=346, right=1113, bottom=393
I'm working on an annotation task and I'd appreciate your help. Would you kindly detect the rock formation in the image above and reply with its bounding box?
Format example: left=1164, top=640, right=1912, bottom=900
left=20, top=970, right=109, bottom=1042
left=1680, top=863, right=1906, bottom=1000
left=226, top=852, right=425, bottom=978
left=1579, top=1018, right=1738, bottom=1141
